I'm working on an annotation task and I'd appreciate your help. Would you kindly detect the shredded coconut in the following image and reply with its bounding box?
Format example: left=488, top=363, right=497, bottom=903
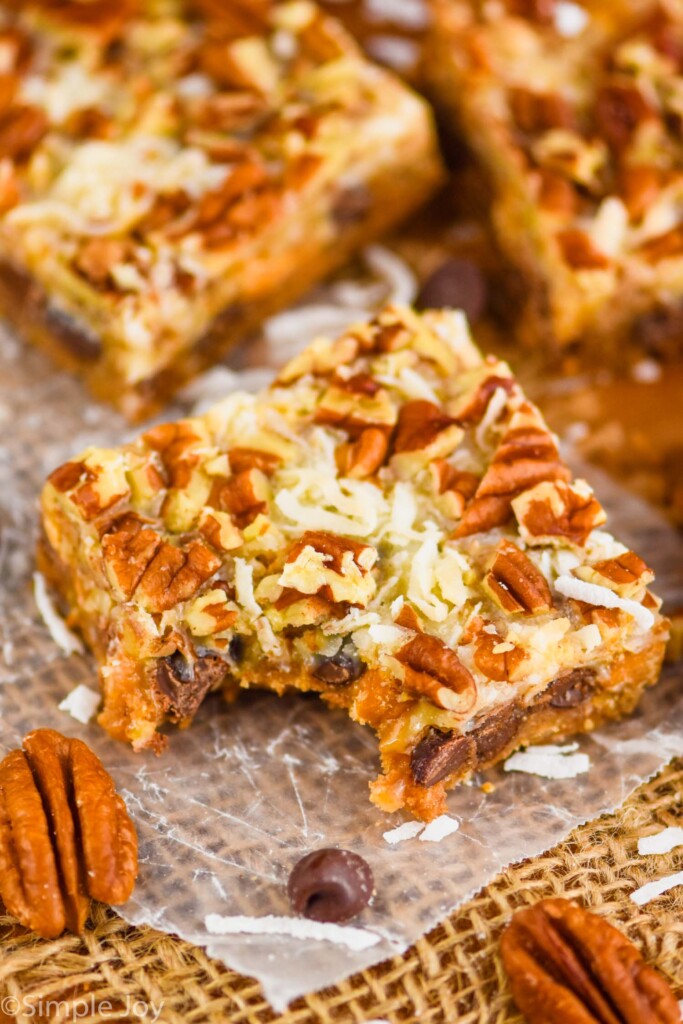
left=504, top=743, right=590, bottom=780
left=419, top=815, right=460, bottom=843
left=363, top=245, right=418, bottom=305
left=383, top=821, right=424, bottom=845
left=554, top=574, right=655, bottom=631
left=638, top=827, right=683, bottom=857
left=205, top=914, right=381, bottom=951
left=234, top=559, right=262, bottom=618
left=630, top=871, right=683, bottom=907
left=58, top=683, right=100, bottom=724
left=33, top=572, right=83, bottom=656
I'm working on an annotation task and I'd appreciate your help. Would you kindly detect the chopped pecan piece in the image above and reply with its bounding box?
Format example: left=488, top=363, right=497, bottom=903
left=538, top=169, right=579, bottom=215
left=637, top=225, right=683, bottom=263
left=336, top=427, right=389, bottom=479
left=0, top=729, right=137, bottom=939
left=556, top=229, right=610, bottom=270
left=315, top=380, right=396, bottom=435
left=396, top=634, right=476, bottom=715
left=451, top=374, right=515, bottom=427
left=281, top=531, right=377, bottom=607
left=155, top=650, right=229, bottom=720
left=102, top=513, right=163, bottom=598
left=510, top=88, right=575, bottom=134
left=393, top=400, right=463, bottom=459
left=135, top=539, right=221, bottom=613
left=228, top=447, right=282, bottom=476
left=456, top=404, right=571, bottom=537
left=595, top=81, right=653, bottom=151
left=512, top=479, right=606, bottom=547
left=474, top=626, right=526, bottom=681
left=501, top=898, right=680, bottom=1024
left=576, top=551, right=654, bottom=599
left=143, top=421, right=202, bottom=488
left=75, top=239, right=129, bottom=288
left=484, top=540, right=553, bottom=615
left=410, top=728, right=475, bottom=788
left=208, top=468, right=269, bottom=527
left=0, top=104, right=47, bottom=161
left=618, top=165, right=662, bottom=221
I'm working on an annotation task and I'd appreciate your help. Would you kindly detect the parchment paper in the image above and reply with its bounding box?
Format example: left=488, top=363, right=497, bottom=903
left=0, top=272, right=682, bottom=1011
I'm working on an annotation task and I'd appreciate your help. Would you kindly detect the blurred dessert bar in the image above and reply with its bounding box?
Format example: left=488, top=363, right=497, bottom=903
left=39, top=305, right=667, bottom=820
left=0, top=0, right=442, bottom=419
left=427, top=0, right=683, bottom=358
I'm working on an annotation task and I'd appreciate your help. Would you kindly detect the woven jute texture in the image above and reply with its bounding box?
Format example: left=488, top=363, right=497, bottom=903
left=1, top=759, right=681, bottom=1024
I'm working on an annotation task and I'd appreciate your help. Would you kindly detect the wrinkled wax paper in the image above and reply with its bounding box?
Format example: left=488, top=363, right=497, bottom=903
left=0, top=268, right=682, bottom=1011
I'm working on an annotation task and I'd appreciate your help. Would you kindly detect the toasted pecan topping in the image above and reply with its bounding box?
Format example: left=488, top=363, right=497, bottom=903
left=281, top=531, right=377, bottom=607
left=510, top=88, right=575, bottom=134
left=393, top=400, right=462, bottom=457
left=576, top=550, right=654, bottom=599
left=208, top=468, right=269, bottom=527
left=537, top=169, right=578, bottom=215
left=484, top=540, right=553, bottom=615
left=618, top=165, right=663, bottom=221
left=48, top=460, right=91, bottom=493
left=637, top=225, right=683, bottom=263
left=595, top=81, right=654, bottom=151
left=512, top=479, right=606, bottom=547
left=315, top=381, right=396, bottom=436
left=456, top=404, right=570, bottom=537
left=228, top=447, right=282, bottom=476
left=556, top=229, right=610, bottom=270
left=396, top=634, right=476, bottom=714
left=143, top=422, right=202, bottom=489
left=0, top=729, right=137, bottom=939
left=0, top=104, right=47, bottom=161
left=473, top=623, right=526, bottom=681
left=451, top=374, right=515, bottom=426
left=336, top=427, right=389, bottom=479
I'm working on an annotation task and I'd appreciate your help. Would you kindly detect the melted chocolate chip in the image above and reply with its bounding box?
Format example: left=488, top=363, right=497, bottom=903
left=155, top=651, right=228, bottom=720
left=410, top=728, right=475, bottom=788
left=228, top=634, right=245, bottom=665
left=287, top=849, right=374, bottom=924
left=544, top=667, right=596, bottom=709
left=312, top=647, right=365, bottom=687
left=416, top=258, right=488, bottom=323
left=471, top=702, right=524, bottom=763
left=631, top=302, right=683, bottom=359
left=332, top=183, right=372, bottom=227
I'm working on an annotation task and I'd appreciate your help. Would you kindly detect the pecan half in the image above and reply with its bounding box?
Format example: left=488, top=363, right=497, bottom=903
left=0, top=730, right=137, bottom=939
left=456, top=404, right=570, bottom=537
left=396, top=634, right=476, bottom=715
left=501, top=898, right=680, bottom=1024
left=484, top=540, right=553, bottom=614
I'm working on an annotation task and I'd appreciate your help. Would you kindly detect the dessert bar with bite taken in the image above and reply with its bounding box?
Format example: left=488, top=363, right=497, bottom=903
left=0, top=0, right=442, bottom=419
left=39, top=306, right=668, bottom=820
left=427, top=0, right=683, bottom=359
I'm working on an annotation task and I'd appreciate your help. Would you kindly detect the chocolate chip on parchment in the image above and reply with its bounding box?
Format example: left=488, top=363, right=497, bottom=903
left=155, top=651, right=228, bottom=719
left=410, top=727, right=475, bottom=788
left=312, top=646, right=365, bottom=687
left=287, top=849, right=374, bottom=924
left=416, top=258, right=488, bottom=323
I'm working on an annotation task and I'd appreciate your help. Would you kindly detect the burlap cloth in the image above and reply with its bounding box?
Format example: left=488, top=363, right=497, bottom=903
left=1, top=758, right=680, bottom=1023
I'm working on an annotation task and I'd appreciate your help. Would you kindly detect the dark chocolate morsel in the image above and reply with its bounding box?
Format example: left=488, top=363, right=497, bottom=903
left=631, top=302, right=683, bottom=359
left=472, top=702, right=524, bottom=763
left=410, top=727, right=475, bottom=788
left=332, top=183, right=372, bottom=227
left=228, top=634, right=246, bottom=665
left=416, top=258, right=488, bottom=323
left=155, top=651, right=228, bottom=719
left=287, top=848, right=374, bottom=924
left=545, top=667, right=596, bottom=709
left=312, top=647, right=365, bottom=687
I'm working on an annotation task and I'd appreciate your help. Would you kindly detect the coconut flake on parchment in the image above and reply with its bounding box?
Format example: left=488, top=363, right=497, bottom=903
left=33, top=572, right=83, bottom=656
left=638, top=827, right=683, bottom=857
left=383, top=821, right=424, bottom=845
left=504, top=743, right=590, bottom=780
left=58, top=683, right=100, bottom=724
left=205, top=914, right=380, bottom=951
left=630, top=871, right=683, bottom=907
left=419, top=815, right=460, bottom=843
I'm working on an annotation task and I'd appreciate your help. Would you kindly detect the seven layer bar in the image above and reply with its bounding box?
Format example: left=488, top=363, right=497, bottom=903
left=0, top=0, right=441, bottom=418
left=39, top=305, right=668, bottom=820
